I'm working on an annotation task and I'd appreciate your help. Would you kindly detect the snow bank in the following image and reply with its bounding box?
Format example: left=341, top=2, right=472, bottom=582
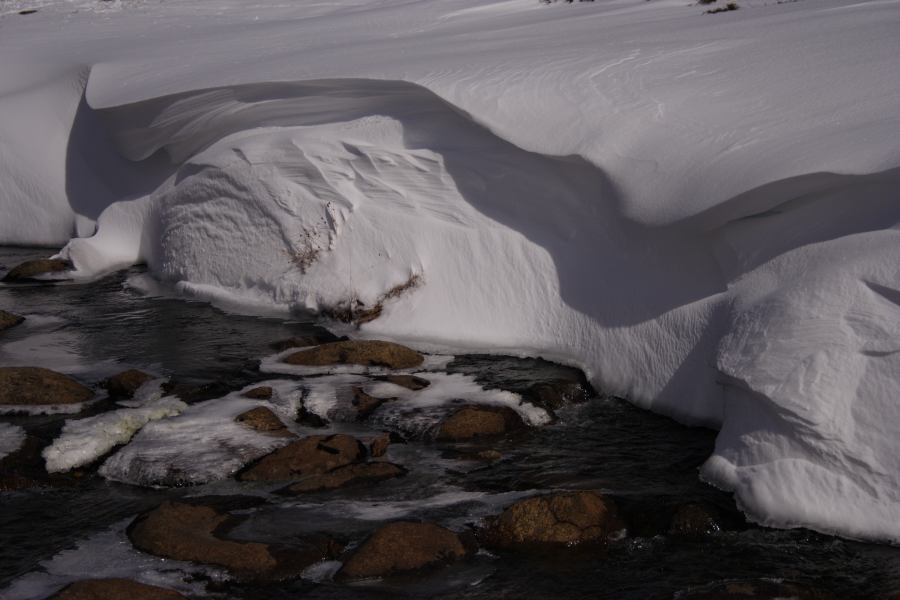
left=1, top=0, right=900, bottom=541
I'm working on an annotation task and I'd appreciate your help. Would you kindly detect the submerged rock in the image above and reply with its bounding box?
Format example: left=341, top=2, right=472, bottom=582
left=337, top=521, right=472, bottom=580
left=483, top=491, right=622, bottom=548
left=435, top=405, right=524, bottom=441
left=367, top=432, right=392, bottom=457
left=128, top=501, right=340, bottom=580
left=0, top=367, right=93, bottom=406
left=237, top=434, right=365, bottom=481
left=283, top=340, right=424, bottom=370
left=277, top=461, right=406, bottom=495
left=269, top=330, right=345, bottom=352
left=377, top=374, right=430, bottom=390
left=242, top=386, right=273, bottom=400
left=103, top=369, right=153, bottom=399
left=48, top=578, right=186, bottom=600
left=0, top=310, right=24, bottom=332
left=1, top=258, right=71, bottom=283
left=235, top=406, right=293, bottom=436
left=668, top=503, right=724, bottom=539
left=678, top=579, right=837, bottom=599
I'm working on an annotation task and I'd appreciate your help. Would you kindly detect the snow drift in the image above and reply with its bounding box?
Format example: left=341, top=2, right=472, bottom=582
left=1, top=0, right=899, bottom=542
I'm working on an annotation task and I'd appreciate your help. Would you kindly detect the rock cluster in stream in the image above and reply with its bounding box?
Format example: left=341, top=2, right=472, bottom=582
left=0, top=328, right=778, bottom=598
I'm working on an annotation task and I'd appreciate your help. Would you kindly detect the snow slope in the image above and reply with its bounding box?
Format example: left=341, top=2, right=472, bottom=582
left=1, top=0, right=899, bottom=541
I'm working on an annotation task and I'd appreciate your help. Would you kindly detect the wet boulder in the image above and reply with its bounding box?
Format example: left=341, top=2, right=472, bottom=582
left=435, top=405, right=524, bottom=441
left=269, top=330, right=345, bottom=352
left=237, top=434, right=365, bottom=481
left=242, top=386, right=273, bottom=400
left=283, top=340, right=424, bottom=370
left=278, top=462, right=406, bottom=495
left=337, top=521, right=472, bottom=580
left=483, top=491, right=623, bottom=548
left=2, top=258, right=71, bottom=283
left=235, top=406, right=293, bottom=436
left=127, top=501, right=340, bottom=580
left=0, top=310, right=24, bottom=332
left=0, top=367, right=93, bottom=406
left=524, top=380, right=591, bottom=412
left=102, top=369, right=153, bottom=399
left=352, top=386, right=395, bottom=419
left=48, top=578, right=186, bottom=600
left=677, top=579, right=837, bottom=599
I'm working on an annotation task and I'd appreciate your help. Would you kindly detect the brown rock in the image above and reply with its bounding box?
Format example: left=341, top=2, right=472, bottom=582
left=243, top=386, right=273, bottom=400
left=483, top=491, right=622, bottom=548
left=669, top=503, right=723, bottom=538
left=278, top=462, right=406, bottom=495
left=238, top=434, right=365, bottom=481
left=128, top=501, right=339, bottom=580
left=0, top=367, right=93, bottom=406
left=678, top=580, right=837, bottom=599
left=352, top=387, right=394, bottom=419
left=379, top=374, right=430, bottom=391
left=0, top=310, right=24, bottom=332
left=2, top=258, right=71, bottom=283
left=103, top=369, right=153, bottom=399
left=128, top=501, right=277, bottom=574
left=235, top=406, right=292, bottom=436
left=283, top=340, right=424, bottom=370
left=48, top=578, right=186, bottom=600
left=337, top=521, right=470, bottom=580
left=435, top=405, right=524, bottom=441
left=368, top=433, right=391, bottom=458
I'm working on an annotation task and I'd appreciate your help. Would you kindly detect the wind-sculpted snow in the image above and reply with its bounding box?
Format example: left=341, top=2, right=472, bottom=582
left=1, top=0, right=899, bottom=542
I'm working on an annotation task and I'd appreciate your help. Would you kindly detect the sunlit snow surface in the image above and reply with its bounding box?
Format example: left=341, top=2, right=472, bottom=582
left=1, top=0, right=900, bottom=541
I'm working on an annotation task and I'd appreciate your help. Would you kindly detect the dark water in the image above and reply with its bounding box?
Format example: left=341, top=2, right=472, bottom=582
left=1, top=246, right=898, bottom=600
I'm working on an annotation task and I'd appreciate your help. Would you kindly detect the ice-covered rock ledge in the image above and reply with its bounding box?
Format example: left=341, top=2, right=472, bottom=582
left=1, top=0, right=899, bottom=543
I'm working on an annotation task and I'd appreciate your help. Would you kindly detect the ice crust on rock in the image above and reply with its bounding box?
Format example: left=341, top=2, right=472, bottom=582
left=98, top=381, right=304, bottom=486
left=1, top=0, right=899, bottom=541
left=0, top=422, right=26, bottom=460
left=286, top=371, right=549, bottom=437
left=44, top=396, right=186, bottom=473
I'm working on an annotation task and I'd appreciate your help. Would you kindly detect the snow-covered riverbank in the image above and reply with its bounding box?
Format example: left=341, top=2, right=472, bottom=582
left=1, top=0, right=899, bottom=542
